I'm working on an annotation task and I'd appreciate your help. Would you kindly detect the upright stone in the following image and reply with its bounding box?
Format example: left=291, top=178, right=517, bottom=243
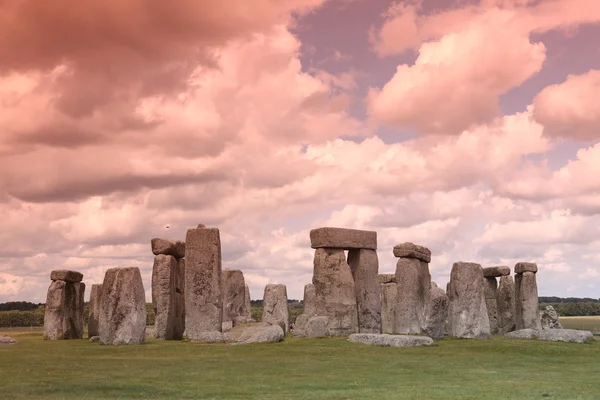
left=262, top=284, right=290, bottom=334
left=73, top=282, right=85, bottom=339
left=174, top=258, right=185, bottom=338
left=152, top=255, right=179, bottom=340
left=423, top=282, right=448, bottom=339
left=184, top=226, right=223, bottom=339
left=541, top=305, right=563, bottom=329
left=221, top=269, right=246, bottom=325
left=243, top=284, right=252, bottom=319
left=447, top=262, right=491, bottom=339
left=380, top=282, right=397, bottom=334
left=99, top=267, right=147, bottom=345
left=88, top=284, right=103, bottom=338
left=43, top=270, right=85, bottom=340
left=313, top=248, right=358, bottom=336
left=483, top=277, right=499, bottom=335
left=515, top=262, right=541, bottom=330
left=294, top=284, right=316, bottom=337
left=348, top=248, right=381, bottom=334
left=496, top=275, right=516, bottom=334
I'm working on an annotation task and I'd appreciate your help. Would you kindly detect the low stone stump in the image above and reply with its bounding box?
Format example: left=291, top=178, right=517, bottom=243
left=348, top=333, right=434, bottom=348
left=224, top=322, right=285, bottom=344
left=0, top=336, right=18, bottom=345
left=505, top=329, right=594, bottom=344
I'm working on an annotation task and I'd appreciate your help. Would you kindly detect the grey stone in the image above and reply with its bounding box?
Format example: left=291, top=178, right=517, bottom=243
left=151, top=238, right=186, bottom=259
left=243, top=284, right=252, bottom=318
left=423, top=282, right=448, bottom=339
left=264, top=318, right=286, bottom=334
left=305, top=316, right=329, bottom=338
left=515, top=262, right=538, bottom=274
left=484, top=277, right=499, bottom=335
left=482, top=266, right=510, bottom=278
left=447, top=262, right=491, bottom=339
left=225, top=322, right=284, bottom=344
left=394, top=257, right=431, bottom=335
left=392, top=242, right=431, bottom=263
left=262, top=284, right=289, bottom=334
left=89, top=336, right=100, bottom=342
left=310, top=227, right=377, bottom=250
left=50, top=269, right=83, bottom=283
left=303, top=283, right=317, bottom=317
left=152, top=255, right=180, bottom=340
left=184, top=227, right=223, bottom=339
left=0, top=336, right=18, bottom=345
left=73, top=282, right=85, bottom=339
left=190, top=331, right=225, bottom=343
left=515, top=270, right=541, bottom=330
left=348, top=248, right=381, bottom=334
left=221, top=269, right=246, bottom=325
left=88, top=284, right=103, bottom=338
left=233, top=316, right=250, bottom=327
left=312, top=248, right=358, bottom=336
left=99, top=267, right=147, bottom=345
left=505, top=328, right=594, bottom=344
left=348, top=333, right=434, bottom=348
left=380, top=282, right=397, bottom=334
left=293, top=313, right=310, bottom=337
left=377, top=274, right=396, bottom=284
left=174, top=258, right=185, bottom=339
left=541, top=305, right=563, bottom=330
left=496, top=275, right=516, bottom=334
left=43, top=280, right=85, bottom=340
left=221, top=321, right=233, bottom=332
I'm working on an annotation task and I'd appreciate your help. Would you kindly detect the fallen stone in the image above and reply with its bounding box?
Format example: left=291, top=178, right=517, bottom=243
left=377, top=274, right=396, bottom=284
left=505, top=329, right=594, bottom=344
left=221, top=269, right=246, bottom=325
left=305, top=316, right=329, bottom=338
left=151, top=238, right=186, bottom=259
left=0, top=336, right=17, bottom=345
left=541, top=305, right=563, bottom=330
left=312, top=248, right=358, bottom=336
left=185, top=227, right=223, bottom=339
left=447, top=262, right=491, bottom=339
left=310, top=227, right=377, bottom=250
left=496, top=275, right=516, bottom=335
left=222, top=321, right=233, bottom=332
left=482, top=266, right=511, bottom=278
left=50, top=270, right=84, bottom=283
left=515, top=270, right=542, bottom=330
left=190, top=331, right=225, bottom=343
left=262, top=284, right=289, bottom=334
left=423, top=282, right=448, bottom=340
left=225, top=322, right=284, bottom=344
left=392, top=243, right=432, bottom=263
left=348, top=333, right=434, bottom=348
left=264, top=318, right=286, bottom=334
left=99, top=267, right=147, bottom=345
left=380, top=282, right=397, bottom=334
left=89, top=336, right=100, bottom=342
left=88, top=284, right=103, bottom=338
left=152, top=255, right=179, bottom=340
left=394, top=257, right=431, bottom=335
left=515, top=262, right=538, bottom=274
left=348, top=248, right=381, bottom=334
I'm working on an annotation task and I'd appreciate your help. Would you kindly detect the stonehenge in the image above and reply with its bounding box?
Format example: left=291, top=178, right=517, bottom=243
left=496, top=274, right=516, bottom=335
left=43, top=270, right=85, bottom=340
left=88, top=284, right=103, bottom=338
left=262, top=284, right=290, bottom=334
left=541, top=305, right=563, bottom=330
left=348, top=248, right=381, bottom=333
left=514, top=262, right=541, bottom=330
left=222, top=269, right=247, bottom=329
left=482, top=266, right=511, bottom=335
left=378, top=274, right=397, bottom=334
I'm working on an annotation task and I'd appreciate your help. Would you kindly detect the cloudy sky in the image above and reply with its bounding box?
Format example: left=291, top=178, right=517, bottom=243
left=1, top=0, right=600, bottom=304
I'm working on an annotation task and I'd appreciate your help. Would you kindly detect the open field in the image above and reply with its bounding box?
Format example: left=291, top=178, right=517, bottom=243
left=1, top=330, right=599, bottom=400
left=559, top=316, right=600, bottom=333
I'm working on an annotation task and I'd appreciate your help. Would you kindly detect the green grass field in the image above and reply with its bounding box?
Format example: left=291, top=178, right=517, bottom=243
left=559, top=316, right=600, bottom=333
left=1, top=329, right=599, bottom=400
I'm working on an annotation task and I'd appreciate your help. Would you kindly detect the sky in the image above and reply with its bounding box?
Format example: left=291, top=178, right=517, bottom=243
left=1, top=0, right=600, bottom=304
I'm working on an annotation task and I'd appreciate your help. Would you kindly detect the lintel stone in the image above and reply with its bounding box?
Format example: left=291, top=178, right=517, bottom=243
left=515, top=262, right=538, bottom=274
left=392, top=243, right=431, bottom=263
left=50, top=270, right=83, bottom=283
left=483, top=266, right=511, bottom=278
left=310, top=227, right=377, bottom=250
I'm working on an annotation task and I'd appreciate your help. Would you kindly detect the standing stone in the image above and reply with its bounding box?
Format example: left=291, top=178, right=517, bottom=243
left=515, top=263, right=541, bottom=330
left=423, top=282, right=448, bottom=339
left=243, top=284, right=252, bottom=319
left=380, top=282, right=397, bottom=334
left=152, top=255, right=179, bottom=340
left=174, top=258, right=185, bottom=339
left=496, top=275, right=516, bottom=334
left=88, top=284, right=103, bottom=338
left=541, top=305, right=563, bottom=329
left=447, top=262, right=491, bottom=339
left=313, top=248, right=358, bottom=336
left=43, top=270, right=85, bottom=340
left=73, top=282, right=85, bottom=339
left=294, top=284, right=316, bottom=337
left=394, top=256, right=431, bottom=335
left=262, top=284, right=290, bottom=334
left=483, top=277, right=499, bottom=335
left=348, top=248, right=381, bottom=334
left=99, top=267, right=147, bottom=345
left=185, top=226, right=223, bottom=339
left=221, top=269, right=246, bottom=325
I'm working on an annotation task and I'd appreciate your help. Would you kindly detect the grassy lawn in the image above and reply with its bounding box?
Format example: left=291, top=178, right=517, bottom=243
left=1, top=330, right=599, bottom=400
left=560, top=316, right=600, bottom=333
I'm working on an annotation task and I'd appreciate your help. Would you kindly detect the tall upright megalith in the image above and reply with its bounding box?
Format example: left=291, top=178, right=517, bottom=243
left=496, top=274, right=516, bottom=334
left=221, top=269, right=247, bottom=326
left=243, top=284, right=252, bottom=319
left=447, top=262, right=491, bottom=339
left=99, top=267, right=147, bottom=345
left=514, top=262, right=541, bottom=330
left=185, top=226, right=223, bottom=340
left=482, top=266, right=510, bottom=335
left=262, top=284, right=290, bottom=334
left=293, top=283, right=316, bottom=337
left=423, top=282, right=449, bottom=340
left=43, top=270, right=85, bottom=340
left=348, top=248, right=381, bottom=333
left=88, top=284, right=103, bottom=338
left=378, top=274, right=397, bottom=334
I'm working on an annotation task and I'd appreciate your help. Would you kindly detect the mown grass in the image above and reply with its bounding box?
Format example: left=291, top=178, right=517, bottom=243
left=560, top=316, right=600, bottom=333
left=1, top=330, right=599, bottom=400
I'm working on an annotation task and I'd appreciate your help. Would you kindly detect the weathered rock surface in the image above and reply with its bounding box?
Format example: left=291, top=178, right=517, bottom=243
left=482, top=266, right=510, bottom=278
left=174, top=258, right=185, bottom=338
left=380, top=282, right=397, bottom=334
left=505, top=329, right=594, bottom=344
left=88, top=284, right=103, bottom=338
left=423, top=282, right=448, bottom=339
left=151, top=238, right=186, bottom=259
left=243, top=284, right=252, bottom=318
left=225, top=322, right=284, bottom=344
left=43, top=279, right=85, bottom=340
left=221, top=269, right=246, bottom=325
left=348, top=333, right=434, bottom=348
left=189, top=331, right=225, bottom=343
left=447, top=262, right=491, bottom=339
left=515, top=262, right=538, bottom=274
left=305, top=316, right=329, bottom=338
left=303, top=283, right=317, bottom=317
left=394, top=257, right=431, bottom=335
left=99, top=267, right=147, bottom=345
left=541, top=305, right=563, bottom=330
left=312, top=248, right=358, bottom=336
left=50, top=270, right=83, bottom=283
left=393, top=243, right=432, bottom=263
left=89, top=336, right=100, bottom=342
left=515, top=270, right=541, bottom=330
left=185, top=227, right=223, bottom=339
left=496, top=275, right=516, bottom=335
left=484, top=277, right=499, bottom=335
left=310, top=227, right=377, bottom=250
left=348, top=248, right=381, bottom=334
left=262, top=284, right=289, bottom=334
left=377, top=274, right=396, bottom=284
left=152, top=255, right=179, bottom=340
left=0, top=336, right=18, bottom=345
